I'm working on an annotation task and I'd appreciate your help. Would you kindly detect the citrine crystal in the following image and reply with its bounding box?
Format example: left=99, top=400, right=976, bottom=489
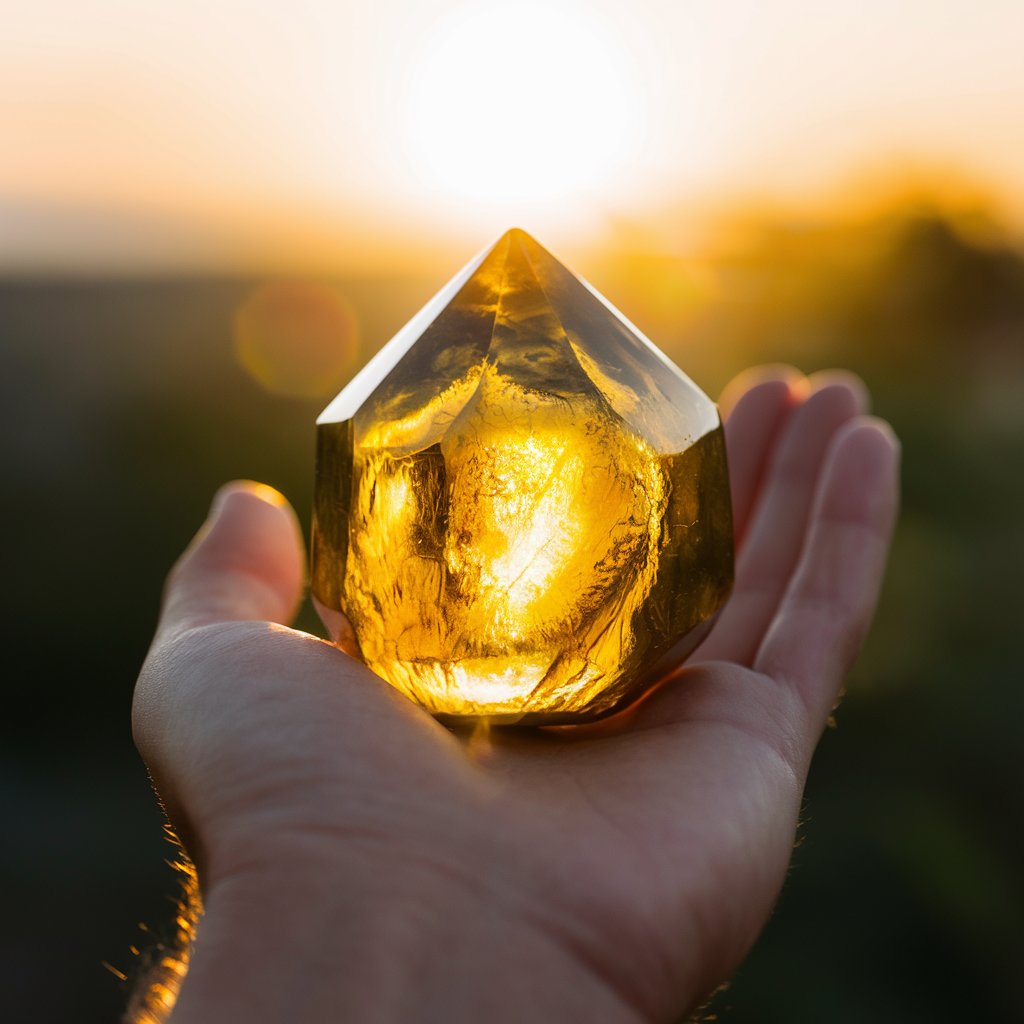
left=312, top=229, right=732, bottom=723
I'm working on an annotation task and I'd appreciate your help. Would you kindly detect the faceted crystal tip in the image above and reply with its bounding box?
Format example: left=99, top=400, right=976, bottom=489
left=313, top=231, right=733, bottom=723
left=500, top=226, right=532, bottom=243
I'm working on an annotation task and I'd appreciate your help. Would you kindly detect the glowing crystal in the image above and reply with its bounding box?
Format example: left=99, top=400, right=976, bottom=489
left=312, top=229, right=732, bottom=723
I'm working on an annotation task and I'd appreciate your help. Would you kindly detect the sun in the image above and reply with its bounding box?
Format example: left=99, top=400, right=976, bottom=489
left=402, top=0, right=641, bottom=220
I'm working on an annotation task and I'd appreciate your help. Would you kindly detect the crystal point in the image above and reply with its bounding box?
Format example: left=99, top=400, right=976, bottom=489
left=313, top=229, right=733, bottom=723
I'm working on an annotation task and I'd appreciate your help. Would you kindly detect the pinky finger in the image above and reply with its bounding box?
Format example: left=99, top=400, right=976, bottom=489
left=754, top=417, right=900, bottom=733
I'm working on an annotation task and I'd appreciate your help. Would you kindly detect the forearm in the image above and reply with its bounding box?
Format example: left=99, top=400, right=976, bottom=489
left=165, top=850, right=650, bottom=1024
left=126, top=850, right=202, bottom=1024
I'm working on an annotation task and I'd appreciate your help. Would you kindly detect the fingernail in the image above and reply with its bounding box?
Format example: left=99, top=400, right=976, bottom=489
left=208, top=481, right=285, bottom=521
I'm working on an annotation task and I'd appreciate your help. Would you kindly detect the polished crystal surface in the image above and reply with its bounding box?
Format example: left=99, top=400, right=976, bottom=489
left=313, top=229, right=732, bottom=723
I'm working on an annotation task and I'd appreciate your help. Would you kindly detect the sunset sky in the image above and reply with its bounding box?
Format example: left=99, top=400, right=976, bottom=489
left=3, top=0, right=1023, bottom=271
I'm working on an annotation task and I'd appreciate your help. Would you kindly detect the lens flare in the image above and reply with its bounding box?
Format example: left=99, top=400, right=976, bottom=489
left=234, top=280, right=359, bottom=398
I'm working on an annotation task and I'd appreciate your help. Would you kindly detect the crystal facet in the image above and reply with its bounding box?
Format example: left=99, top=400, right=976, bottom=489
left=313, top=229, right=733, bottom=723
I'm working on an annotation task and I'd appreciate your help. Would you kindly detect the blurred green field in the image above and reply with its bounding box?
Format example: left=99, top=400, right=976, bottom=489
left=3, top=201, right=1023, bottom=1022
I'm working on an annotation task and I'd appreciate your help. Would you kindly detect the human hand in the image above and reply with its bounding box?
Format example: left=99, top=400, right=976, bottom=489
left=134, top=365, right=899, bottom=1023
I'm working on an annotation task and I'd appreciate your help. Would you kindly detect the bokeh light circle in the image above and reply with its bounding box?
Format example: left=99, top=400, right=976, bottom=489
left=234, top=280, right=360, bottom=399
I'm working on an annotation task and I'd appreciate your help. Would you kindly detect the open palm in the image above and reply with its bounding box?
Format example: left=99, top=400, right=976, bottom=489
left=135, top=366, right=898, bottom=1023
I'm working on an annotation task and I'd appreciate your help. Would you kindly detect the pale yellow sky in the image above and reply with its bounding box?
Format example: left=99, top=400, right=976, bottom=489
left=3, top=0, right=1023, bottom=270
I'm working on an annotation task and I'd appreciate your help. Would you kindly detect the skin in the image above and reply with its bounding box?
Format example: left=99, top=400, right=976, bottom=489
left=134, top=365, right=900, bottom=1023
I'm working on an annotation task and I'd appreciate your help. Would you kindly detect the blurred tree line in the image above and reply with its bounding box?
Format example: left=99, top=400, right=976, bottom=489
left=2, top=193, right=1022, bottom=1021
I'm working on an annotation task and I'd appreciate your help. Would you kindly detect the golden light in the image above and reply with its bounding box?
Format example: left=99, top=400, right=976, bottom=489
left=402, top=0, right=641, bottom=218
left=6, top=2, right=1024, bottom=269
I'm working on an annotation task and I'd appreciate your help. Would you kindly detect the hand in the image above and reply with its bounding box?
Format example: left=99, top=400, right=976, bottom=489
left=134, top=366, right=899, bottom=1023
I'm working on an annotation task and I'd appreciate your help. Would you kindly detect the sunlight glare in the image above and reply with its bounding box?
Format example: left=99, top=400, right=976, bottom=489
left=403, top=1, right=640, bottom=217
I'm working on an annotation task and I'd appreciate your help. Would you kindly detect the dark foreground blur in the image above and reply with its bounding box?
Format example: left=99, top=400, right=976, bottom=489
left=3, top=201, right=1024, bottom=1022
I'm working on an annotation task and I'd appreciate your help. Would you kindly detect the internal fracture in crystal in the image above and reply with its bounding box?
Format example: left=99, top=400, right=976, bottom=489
left=313, top=229, right=733, bottom=723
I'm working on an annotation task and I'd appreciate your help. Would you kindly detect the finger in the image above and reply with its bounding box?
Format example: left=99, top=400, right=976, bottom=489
left=719, top=363, right=804, bottom=421
left=158, top=481, right=305, bottom=638
left=754, top=417, right=900, bottom=728
left=719, top=365, right=805, bottom=545
left=696, top=371, right=868, bottom=666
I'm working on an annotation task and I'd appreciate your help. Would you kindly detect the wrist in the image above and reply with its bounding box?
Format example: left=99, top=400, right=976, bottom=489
left=168, top=844, right=649, bottom=1024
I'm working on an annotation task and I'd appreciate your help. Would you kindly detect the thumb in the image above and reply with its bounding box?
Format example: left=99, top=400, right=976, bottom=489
left=158, top=481, right=306, bottom=639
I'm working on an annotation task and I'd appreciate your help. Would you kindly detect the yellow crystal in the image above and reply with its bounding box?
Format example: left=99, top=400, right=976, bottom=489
left=312, top=229, right=732, bottom=723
